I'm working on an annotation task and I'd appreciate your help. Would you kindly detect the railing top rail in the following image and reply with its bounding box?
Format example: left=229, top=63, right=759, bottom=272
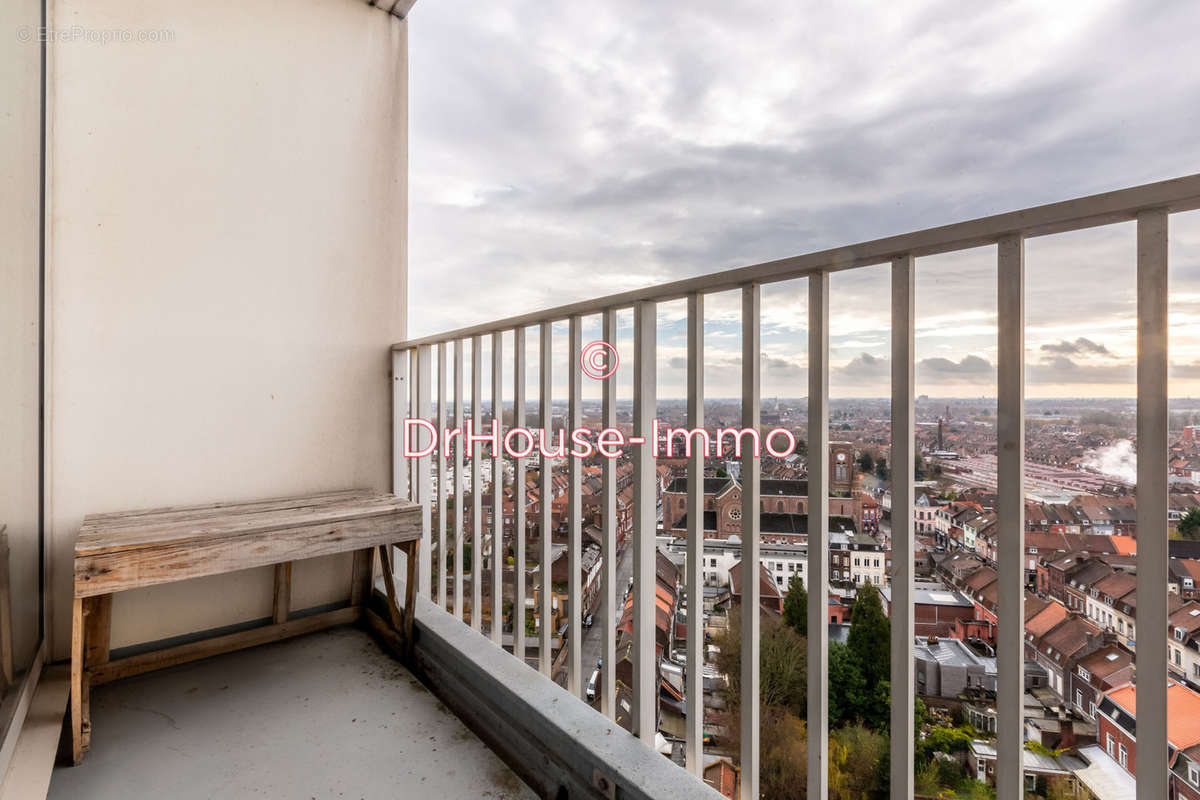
left=392, top=172, right=1200, bottom=351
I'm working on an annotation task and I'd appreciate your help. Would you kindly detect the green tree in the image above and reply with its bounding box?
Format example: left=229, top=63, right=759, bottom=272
left=916, top=725, right=975, bottom=763
left=828, top=641, right=866, bottom=727
left=1180, top=507, right=1200, bottom=540
left=831, top=725, right=888, bottom=799
left=857, top=451, right=875, bottom=474
left=914, top=758, right=942, bottom=796
left=783, top=574, right=807, bottom=637
left=874, top=457, right=888, bottom=482
left=914, top=696, right=930, bottom=730
left=861, top=679, right=891, bottom=732
left=847, top=583, right=890, bottom=689
left=760, top=711, right=808, bottom=800
left=714, top=608, right=807, bottom=716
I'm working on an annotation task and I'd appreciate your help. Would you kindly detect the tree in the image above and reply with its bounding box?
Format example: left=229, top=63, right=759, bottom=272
left=1181, top=507, right=1200, bottom=540
left=874, top=457, right=888, bottom=482
left=914, top=757, right=942, bottom=796
left=857, top=451, right=875, bottom=474
left=831, top=725, right=888, bottom=799
left=916, top=725, right=975, bottom=763
left=847, top=583, right=890, bottom=689
left=760, top=711, right=808, bottom=799
left=783, top=574, right=807, bottom=636
left=714, top=608, right=807, bottom=716
left=861, top=679, right=891, bottom=732
left=828, top=641, right=866, bottom=727
left=914, top=696, right=930, bottom=730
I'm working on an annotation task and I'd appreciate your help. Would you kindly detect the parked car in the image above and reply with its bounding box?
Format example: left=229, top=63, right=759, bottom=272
left=586, top=669, right=600, bottom=703
left=583, top=613, right=594, bottom=628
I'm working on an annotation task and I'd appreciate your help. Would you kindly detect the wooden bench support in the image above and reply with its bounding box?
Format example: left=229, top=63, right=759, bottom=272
left=273, top=562, right=293, bottom=625
left=88, top=606, right=361, bottom=686
left=70, top=598, right=83, bottom=765
left=350, top=548, right=374, bottom=608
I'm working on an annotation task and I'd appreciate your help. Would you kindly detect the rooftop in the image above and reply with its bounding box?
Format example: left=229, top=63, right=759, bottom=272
left=1104, top=682, right=1200, bottom=751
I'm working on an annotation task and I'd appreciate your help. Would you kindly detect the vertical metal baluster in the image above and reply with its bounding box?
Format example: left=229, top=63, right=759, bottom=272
left=514, top=328, right=528, bottom=664
left=568, top=317, right=583, bottom=695
left=454, top=340, right=465, bottom=621
left=472, top=335, right=483, bottom=632
left=411, top=350, right=418, bottom=494
left=418, top=345, right=433, bottom=597
left=685, top=293, right=705, bottom=772
left=392, top=349, right=411, bottom=501
left=493, top=332, right=504, bottom=646
left=438, top=342, right=448, bottom=611
left=1137, top=208, right=1169, bottom=800
left=890, top=255, right=915, bottom=800
left=997, top=234, right=1026, bottom=800
left=601, top=309, right=618, bottom=717
left=540, top=323, right=554, bottom=676
left=740, top=285, right=760, bottom=800
left=633, top=300, right=657, bottom=741
left=807, top=273, right=829, bottom=800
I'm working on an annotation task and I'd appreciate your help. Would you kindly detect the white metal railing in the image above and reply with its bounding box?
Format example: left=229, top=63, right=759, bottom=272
left=391, top=173, right=1200, bottom=800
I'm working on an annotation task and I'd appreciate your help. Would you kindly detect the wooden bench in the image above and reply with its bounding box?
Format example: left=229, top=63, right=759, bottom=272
left=70, top=489, right=420, bottom=765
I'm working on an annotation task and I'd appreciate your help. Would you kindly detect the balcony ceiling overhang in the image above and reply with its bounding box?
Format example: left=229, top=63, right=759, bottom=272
left=364, top=0, right=416, bottom=19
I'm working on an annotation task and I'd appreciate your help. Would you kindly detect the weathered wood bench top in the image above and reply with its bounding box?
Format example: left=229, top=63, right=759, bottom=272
left=74, top=490, right=420, bottom=597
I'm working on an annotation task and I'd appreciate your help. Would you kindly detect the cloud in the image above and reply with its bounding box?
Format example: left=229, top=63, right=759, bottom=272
left=1027, top=355, right=1134, bottom=385
left=1040, top=338, right=1112, bottom=356
left=918, top=355, right=995, bottom=383
left=836, top=353, right=891, bottom=385
left=835, top=352, right=996, bottom=386
left=761, top=354, right=805, bottom=378
left=1171, top=361, right=1200, bottom=380
left=408, top=0, right=1200, bottom=396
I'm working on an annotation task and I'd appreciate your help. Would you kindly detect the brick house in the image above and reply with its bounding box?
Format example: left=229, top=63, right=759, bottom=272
left=1096, top=682, right=1200, bottom=799
left=1068, top=644, right=1132, bottom=721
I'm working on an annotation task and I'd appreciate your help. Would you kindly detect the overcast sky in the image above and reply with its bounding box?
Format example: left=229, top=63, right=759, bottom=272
left=408, top=0, right=1200, bottom=399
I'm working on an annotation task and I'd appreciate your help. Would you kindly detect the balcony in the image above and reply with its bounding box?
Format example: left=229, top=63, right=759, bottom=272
left=1, top=173, right=1190, bottom=800
left=384, top=173, right=1200, bottom=800
left=4, top=3, right=1200, bottom=799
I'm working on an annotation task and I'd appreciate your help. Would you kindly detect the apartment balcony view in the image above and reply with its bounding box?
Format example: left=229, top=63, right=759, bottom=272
left=5, top=2, right=1200, bottom=800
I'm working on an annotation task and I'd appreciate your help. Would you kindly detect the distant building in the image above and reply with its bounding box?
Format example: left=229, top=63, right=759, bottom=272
left=879, top=581, right=976, bottom=638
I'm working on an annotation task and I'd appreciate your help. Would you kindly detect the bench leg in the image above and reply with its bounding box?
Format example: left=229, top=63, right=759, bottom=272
left=403, top=541, right=418, bottom=659
left=378, top=545, right=404, bottom=633
left=83, top=595, right=112, bottom=668
left=350, top=548, right=374, bottom=611
left=273, top=562, right=292, bottom=625
left=70, top=597, right=84, bottom=765
left=81, top=594, right=112, bottom=753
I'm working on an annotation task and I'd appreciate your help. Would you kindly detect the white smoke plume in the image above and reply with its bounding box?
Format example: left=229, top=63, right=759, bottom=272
left=1080, top=439, right=1136, bottom=484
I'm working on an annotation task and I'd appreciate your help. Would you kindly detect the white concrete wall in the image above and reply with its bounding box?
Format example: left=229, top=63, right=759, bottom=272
left=46, top=0, right=408, bottom=658
left=0, top=0, right=45, bottom=675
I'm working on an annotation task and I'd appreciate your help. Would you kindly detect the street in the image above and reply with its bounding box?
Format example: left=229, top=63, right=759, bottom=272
left=573, top=537, right=634, bottom=694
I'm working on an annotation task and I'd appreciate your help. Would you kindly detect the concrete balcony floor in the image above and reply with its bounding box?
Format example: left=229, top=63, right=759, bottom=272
left=48, top=624, right=536, bottom=800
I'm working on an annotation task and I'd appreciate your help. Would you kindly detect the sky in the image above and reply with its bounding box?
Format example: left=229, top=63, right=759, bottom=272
left=407, top=0, right=1200, bottom=399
